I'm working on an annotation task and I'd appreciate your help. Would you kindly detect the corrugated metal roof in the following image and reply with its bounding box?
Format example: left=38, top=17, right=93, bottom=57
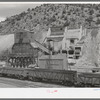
left=50, top=32, right=64, bottom=36
left=51, top=27, right=64, bottom=32
left=50, top=27, right=64, bottom=36
left=66, top=29, right=81, bottom=39
left=14, top=29, right=34, bottom=34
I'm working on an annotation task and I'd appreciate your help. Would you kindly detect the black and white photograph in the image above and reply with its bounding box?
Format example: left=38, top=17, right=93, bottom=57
left=0, top=2, right=100, bottom=89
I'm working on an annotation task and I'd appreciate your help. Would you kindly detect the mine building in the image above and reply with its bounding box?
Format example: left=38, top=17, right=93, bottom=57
left=45, top=26, right=86, bottom=60
left=7, top=29, right=51, bottom=68
left=8, top=29, right=39, bottom=68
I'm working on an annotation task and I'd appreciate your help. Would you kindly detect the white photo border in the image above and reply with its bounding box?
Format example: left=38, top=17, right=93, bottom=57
left=0, top=1, right=99, bottom=99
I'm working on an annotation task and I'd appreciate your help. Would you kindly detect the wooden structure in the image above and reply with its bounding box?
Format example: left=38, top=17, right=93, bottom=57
left=7, top=29, right=38, bottom=68
left=38, top=54, right=68, bottom=70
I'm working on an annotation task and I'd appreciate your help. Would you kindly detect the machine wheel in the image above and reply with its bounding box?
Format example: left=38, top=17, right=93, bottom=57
left=7, top=74, right=12, bottom=77
left=85, top=83, right=95, bottom=87
left=19, top=75, right=24, bottom=80
left=3, top=73, right=7, bottom=77
left=77, top=82, right=85, bottom=87
left=17, top=75, right=23, bottom=80
left=47, top=79, right=52, bottom=83
left=28, top=76, right=33, bottom=81
left=36, top=77, right=43, bottom=82
left=0, top=73, right=3, bottom=77
left=28, top=76, right=38, bottom=82
left=64, top=81, right=74, bottom=87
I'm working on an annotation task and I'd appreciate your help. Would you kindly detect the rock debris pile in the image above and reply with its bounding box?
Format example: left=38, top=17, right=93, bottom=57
left=74, top=28, right=100, bottom=72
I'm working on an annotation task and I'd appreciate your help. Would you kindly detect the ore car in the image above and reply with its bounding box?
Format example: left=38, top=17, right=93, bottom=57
left=1, top=29, right=100, bottom=87
left=0, top=29, right=77, bottom=86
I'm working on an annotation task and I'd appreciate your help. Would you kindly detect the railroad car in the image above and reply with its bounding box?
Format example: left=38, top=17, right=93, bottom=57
left=0, top=29, right=77, bottom=86
left=0, top=29, right=100, bottom=87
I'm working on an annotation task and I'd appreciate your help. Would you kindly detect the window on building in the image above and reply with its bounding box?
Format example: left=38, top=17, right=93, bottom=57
left=70, top=39, right=74, bottom=44
left=68, top=50, right=74, bottom=55
left=75, top=47, right=81, bottom=51
left=75, top=56, right=79, bottom=59
left=62, top=50, right=67, bottom=54
left=60, top=28, right=63, bottom=30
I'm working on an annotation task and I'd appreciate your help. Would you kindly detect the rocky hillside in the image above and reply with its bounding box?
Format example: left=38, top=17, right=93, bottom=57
left=0, top=4, right=100, bottom=41
left=0, top=4, right=100, bottom=66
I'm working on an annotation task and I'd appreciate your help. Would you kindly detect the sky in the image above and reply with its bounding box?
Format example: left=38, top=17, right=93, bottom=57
left=0, top=3, right=42, bottom=22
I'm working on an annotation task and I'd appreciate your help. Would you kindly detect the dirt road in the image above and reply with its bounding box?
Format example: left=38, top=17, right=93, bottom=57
left=0, top=77, right=66, bottom=88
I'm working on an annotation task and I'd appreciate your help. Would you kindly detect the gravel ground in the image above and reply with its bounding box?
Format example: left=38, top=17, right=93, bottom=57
left=0, top=77, right=66, bottom=88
